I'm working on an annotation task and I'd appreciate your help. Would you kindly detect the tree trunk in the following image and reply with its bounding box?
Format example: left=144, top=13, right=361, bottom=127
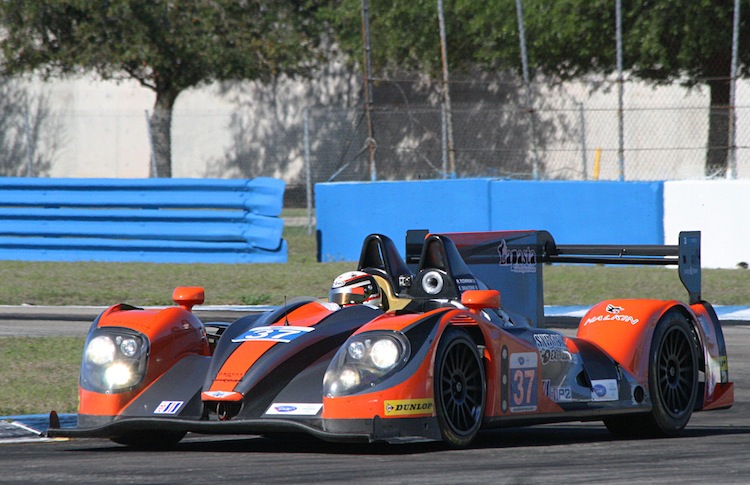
left=149, top=89, right=179, bottom=178
left=705, top=78, right=730, bottom=178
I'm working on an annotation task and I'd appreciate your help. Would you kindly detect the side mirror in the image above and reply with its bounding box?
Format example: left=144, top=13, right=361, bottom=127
left=172, top=286, right=205, bottom=312
left=461, top=289, right=501, bottom=312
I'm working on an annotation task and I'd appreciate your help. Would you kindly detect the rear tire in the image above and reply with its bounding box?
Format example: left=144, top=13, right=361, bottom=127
left=434, top=327, right=486, bottom=447
left=604, top=311, right=698, bottom=437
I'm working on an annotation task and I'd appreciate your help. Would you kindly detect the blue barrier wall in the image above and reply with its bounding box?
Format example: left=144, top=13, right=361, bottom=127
left=488, top=180, right=664, bottom=244
left=316, top=179, right=494, bottom=261
left=316, top=179, right=664, bottom=261
left=0, top=177, right=287, bottom=263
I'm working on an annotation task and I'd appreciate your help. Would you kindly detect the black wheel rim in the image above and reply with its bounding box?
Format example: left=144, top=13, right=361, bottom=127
left=656, top=326, right=695, bottom=417
left=439, top=340, right=483, bottom=435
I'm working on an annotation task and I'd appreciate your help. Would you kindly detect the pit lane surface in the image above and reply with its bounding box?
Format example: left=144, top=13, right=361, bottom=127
left=2, top=314, right=750, bottom=483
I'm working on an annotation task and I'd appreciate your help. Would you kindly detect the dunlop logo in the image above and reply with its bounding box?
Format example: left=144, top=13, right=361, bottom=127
left=384, top=398, right=434, bottom=416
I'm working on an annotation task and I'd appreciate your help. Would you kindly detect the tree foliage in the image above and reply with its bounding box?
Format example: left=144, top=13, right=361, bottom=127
left=3, top=1, right=747, bottom=178
left=321, top=0, right=519, bottom=76
left=0, top=0, right=329, bottom=177
left=326, top=0, right=749, bottom=177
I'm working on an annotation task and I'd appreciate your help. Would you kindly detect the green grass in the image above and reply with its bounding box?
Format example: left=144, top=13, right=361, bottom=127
left=1, top=223, right=749, bottom=416
left=1, top=223, right=748, bottom=307
left=543, top=264, right=750, bottom=306
left=0, top=226, right=350, bottom=307
left=0, top=337, right=83, bottom=416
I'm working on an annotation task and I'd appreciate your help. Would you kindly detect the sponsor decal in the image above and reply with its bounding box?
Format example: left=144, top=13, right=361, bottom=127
left=332, top=271, right=363, bottom=288
left=202, top=390, right=240, bottom=399
left=398, top=274, right=413, bottom=288
left=213, top=372, right=243, bottom=383
left=583, top=304, right=640, bottom=327
left=264, top=403, right=323, bottom=416
left=706, top=365, right=717, bottom=399
left=542, top=380, right=573, bottom=402
left=510, top=352, right=538, bottom=412
left=606, top=304, right=623, bottom=314
left=551, top=386, right=573, bottom=402
left=533, top=333, right=575, bottom=365
left=706, top=355, right=729, bottom=398
left=455, top=277, right=479, bottom=292
left=154, top=401, right=183, bottom=414
left=683, top=266, right=699, bottom=276
left=590, top=379, right=619, bottom=401
left=497, top=240, right=537, bottom=274
left=533, top=333, right=566, bottom=349
left=384, top=399, right=434, bottom=416
left=232, top=325, right=314, bottom=343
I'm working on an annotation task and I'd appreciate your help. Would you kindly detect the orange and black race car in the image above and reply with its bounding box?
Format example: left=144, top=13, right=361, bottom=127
left=47, top=230, right=733, bottom=448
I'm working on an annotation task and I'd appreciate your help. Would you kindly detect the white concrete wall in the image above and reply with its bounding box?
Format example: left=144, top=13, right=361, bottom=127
left=14, top=61, right=359, bottom=181
left=27, top=76, right=154, bottom=178
left=547, top=80, right=711, bottom=180
left=12, top=71, right=750, bottom=182
left=664, top=180, right=750, bottom=268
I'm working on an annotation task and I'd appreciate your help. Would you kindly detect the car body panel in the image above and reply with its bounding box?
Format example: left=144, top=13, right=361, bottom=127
left=48, top=230, right=733, bottom=445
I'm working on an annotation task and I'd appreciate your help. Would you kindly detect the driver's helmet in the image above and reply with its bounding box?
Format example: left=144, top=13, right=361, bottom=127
left=329, top=271, right=382, bottom=308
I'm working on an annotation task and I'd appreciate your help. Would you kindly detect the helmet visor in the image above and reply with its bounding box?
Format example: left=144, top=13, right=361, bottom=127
left=329, top=286, right=368, bottom=306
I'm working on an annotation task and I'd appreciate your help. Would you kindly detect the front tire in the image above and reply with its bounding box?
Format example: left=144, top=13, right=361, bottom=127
left=605, top=311, right=698, bottom=437
left=434, top=327, right=486, bottom=447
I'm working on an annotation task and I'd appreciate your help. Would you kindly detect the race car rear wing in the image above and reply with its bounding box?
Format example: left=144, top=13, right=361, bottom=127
left=405, top=229, right=702, bottom=327
left=551, top=231, right=701, bottom=305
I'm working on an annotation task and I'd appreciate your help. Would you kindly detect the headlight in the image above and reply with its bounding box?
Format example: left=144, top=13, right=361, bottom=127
left=104, top=362, right=135, bottom=388
left=347, top=341, right=366, bottom=360
left=85, top=336, right=116, bottom=365
left=324, top=332, right=410, bottom=397
left=370, top=338, right=400, bottom=369
left=338, top=367, right=361, bottom=390
left=118, top=337, right=139, bottom=358
left=81, top=328, right=149, bottom=393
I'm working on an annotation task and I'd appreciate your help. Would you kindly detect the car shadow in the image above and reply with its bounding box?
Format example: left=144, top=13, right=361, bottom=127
left=75, top=421, right=750, bottom=456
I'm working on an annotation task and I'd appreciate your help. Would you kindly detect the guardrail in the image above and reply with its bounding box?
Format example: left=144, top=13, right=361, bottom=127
left=0, top=177, right=287, bottom=264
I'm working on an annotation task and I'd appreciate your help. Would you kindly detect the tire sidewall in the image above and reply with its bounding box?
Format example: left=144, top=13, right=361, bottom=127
left=647, top=312, right=699, bottom=436
left=434, top=327, right=486, bottom=447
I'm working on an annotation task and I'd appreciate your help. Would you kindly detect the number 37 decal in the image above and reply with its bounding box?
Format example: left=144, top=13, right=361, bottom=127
left=509, top=352, right=538, bottom=413
left=232, top=326, right=314, bottom=343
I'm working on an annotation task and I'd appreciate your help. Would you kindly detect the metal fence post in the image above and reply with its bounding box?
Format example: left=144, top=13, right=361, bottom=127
left=437, top=0, right=456, bottom=179
left=304, top=108, right=314, bottom=235
left=579, top=102, right=588, bottom=180
left=515, top=0, right=541, bottom=180
left=728, top=0, right=740, bottom=179
left=616, top=0, right=625, bottom=181
left=361, top=0, right=377, bottom=181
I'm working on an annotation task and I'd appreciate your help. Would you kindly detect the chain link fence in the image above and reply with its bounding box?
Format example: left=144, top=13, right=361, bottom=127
left=2, top=74, right=749, bottom=210
left=288, top=74, right=750, bottom=207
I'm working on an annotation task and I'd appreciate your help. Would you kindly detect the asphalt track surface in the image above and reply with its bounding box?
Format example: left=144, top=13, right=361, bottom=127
left=2, top=308, right=750, bottom=484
